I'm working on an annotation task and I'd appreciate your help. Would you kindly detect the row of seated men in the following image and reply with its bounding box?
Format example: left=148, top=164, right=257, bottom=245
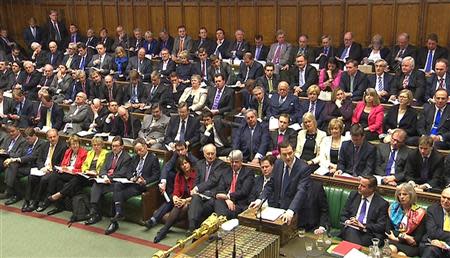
left=1, top=9, right=448, bottom=78
left=2, top=121, right=450, bottom=257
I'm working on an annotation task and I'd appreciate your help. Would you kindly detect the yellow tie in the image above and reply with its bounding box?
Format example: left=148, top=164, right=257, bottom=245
left=46, top=109, right=52, bottom=127
left=268, top=79, right=273, bottom=93
left=444, top=213, right=450, bottom=232
left=48, top=145, right=55, bottom=167
left=258, top=102, right=263, bottom=119
left=66, top=56, right=72, bottom=68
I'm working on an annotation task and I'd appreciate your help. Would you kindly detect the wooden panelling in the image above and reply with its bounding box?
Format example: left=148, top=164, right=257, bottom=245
left=346, top=5, right=369, bottom=45
left=258, top=5, right=277, bottom=45
left=322, top=5, right=343, bottom=47
left=300, top=5, right=320, bottom=46
left=371, top=4, right=394, bottom=46
left=278, top=5, right=297, bottom=44
left=0, top=1, right=449, bottom=50
left=396, top=4, right=420, bottom=45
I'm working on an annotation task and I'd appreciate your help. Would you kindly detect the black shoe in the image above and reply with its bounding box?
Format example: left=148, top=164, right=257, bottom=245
left=24, top=201, right=37, bottom=212
left=36, top=200, right=51, bottom=212
left=47, top=207, right=64, bottom=216
left=144, top=219, right=156, bottom=230
left=153, top=231, right=167, bottom=243
left=84, top=214, right=102, bottom=225
left=21, top=200, right=30, bottom=212
left=105, top=222, right=119, bottom=235
left=5, top=195, right=21, bottom=205
left=111, top=213, right=125, bottom=223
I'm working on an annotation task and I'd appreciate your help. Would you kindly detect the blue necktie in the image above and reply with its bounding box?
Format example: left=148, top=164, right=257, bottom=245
left=179, top=120, right=186, bottom=142
left=79, top=56, right=85, bottom=70
left=431, top=109, right=442, bottom=135
left=340, top=47, right=349, bottom=60
left=26, top=146, right=33, bottom=155
left=385, top=149, right=397, bottom=176
left=281, top=165, right=290, bottom=198
left=71, top=82, right=77, bottom=100
left=425, top=50, right=433, bottom=72
left=357, top=198, right=367, bottom=223
left=135, top=158, right=144, bottom=177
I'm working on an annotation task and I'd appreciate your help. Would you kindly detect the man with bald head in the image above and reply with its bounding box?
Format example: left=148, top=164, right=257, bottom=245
left=82, top=98, right=109, bottom=132
left=336, top=32, right=363, bottom=64
left=420, top=187, right=450, bottom=257
left=110, top=106, right=141, bottom=139
left=62, top=92, right=89, bottom=134
left=388, top=33, right=417, bottom=73
left=267, top=81, right=302, bottom=123
left=101, top=74, right=123, bottom=104
left=46, top=41, right=63, bottom=67
left=126, top=47, right=152, bottom=80
left=186, top=144, right=228, bottom=232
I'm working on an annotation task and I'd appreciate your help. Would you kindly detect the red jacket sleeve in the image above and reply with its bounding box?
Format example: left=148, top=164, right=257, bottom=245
left=368, top=105, right=384, bottom=134
left=352, top=101, right=364, bottom=124
left=72, top=148, right=88, bottom=173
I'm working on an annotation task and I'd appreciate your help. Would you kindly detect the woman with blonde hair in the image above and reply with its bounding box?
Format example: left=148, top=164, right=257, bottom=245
left=383, top=89, right=418, bottom=142
left=352, top=88, right=384, bottom=141
left=295, top=112, right=326, bottom=167
left=179, top=74, right=207, bottom=114
left=112, top=46, right=128, bottom=80
left=176, top=50, right=195, bottom=85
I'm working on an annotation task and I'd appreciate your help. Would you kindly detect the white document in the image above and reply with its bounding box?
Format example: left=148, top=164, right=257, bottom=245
left=40, top=126, right=51, bottom=133
left=343, top=248, right=368, bottom=258
left=163, top=191, right=171, bottom=203
left=113, top=178, right=134, bottom=184
left=77, top=131, right=95, bottom=137
left=374, top=175, right=384, bottom=185
left=93, top=177, right=108, bottom=184
left=94, top=132, right=110, bottom=138
left=165, top=144, right=175, bottom=152
left=288, top=123, right=301, bottom=131
left=78, top=173, right=90, bottom=179
left=122, top=138, right=134, bottom=146
left=30, top=167, right=46, bottom=177
left=268, top=117, right=279, bottom=131
left=256, top=207, right=285, bottom=221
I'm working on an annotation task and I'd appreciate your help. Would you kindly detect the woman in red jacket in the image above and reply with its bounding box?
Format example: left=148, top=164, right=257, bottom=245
left=352, top=88, right=384, bottom=141
left=153, top=156, right=197, bottom=243
left=46, top=135, right=88, bottom=215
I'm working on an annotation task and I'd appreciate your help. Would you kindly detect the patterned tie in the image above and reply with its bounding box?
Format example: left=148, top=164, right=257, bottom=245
left=385, top=149, right=397, bottom=176
left=272, top=44, right=282, bottom=64
left=230, top=171, right=238, bottom=193
left=26, top=145, right=33, bottom=155
left=309, top=102, right=316, bottom=115
left=268, top=78, right=273, bottom=92
left=257, top=102, right=263, bottom=119
left=340, top=47, right=349, bottom=60
left=109, top=154, right=118, bottom=176
left=439, top=78, right=445, bottom=89
left=66, top=55, right=73, bottom=68
left=212, top=89, right=222, bottom=110
left=421, top=157, right=429, bottom=181
left=135, top=158, right=145, bottom=177
left=7, top=139, right=16, bottom=152
left=79, top=56, right=86, bottom=70
left=299, top=69, right=304, bottom=87
left=48, top=145, right=54, bottom=167
left=377, top=76, right=383, bottom=92
left=357, top=198, right=367, bottom=223
left=402, top=74, right=409, bottom=88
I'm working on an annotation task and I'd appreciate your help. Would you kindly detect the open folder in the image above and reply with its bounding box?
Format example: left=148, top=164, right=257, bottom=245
left=256, top=207, right=285, bottom=221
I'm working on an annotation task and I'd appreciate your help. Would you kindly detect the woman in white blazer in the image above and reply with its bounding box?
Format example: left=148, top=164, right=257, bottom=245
left=179, top=74, right=207, bottom=115
left=315, top=118, right=350, bottom=175
left=295, top=112, right=326, bottom=166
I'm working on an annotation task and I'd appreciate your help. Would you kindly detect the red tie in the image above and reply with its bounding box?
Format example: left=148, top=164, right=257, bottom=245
left=230, top=172, right=238, bottom=193
left=123, top=119, right=129, bottom=137
left=108, top=154, right=118, bottom=176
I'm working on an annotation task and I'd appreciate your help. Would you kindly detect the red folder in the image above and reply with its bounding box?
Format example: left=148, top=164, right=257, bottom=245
left=331, top=241, right=362, bottom=256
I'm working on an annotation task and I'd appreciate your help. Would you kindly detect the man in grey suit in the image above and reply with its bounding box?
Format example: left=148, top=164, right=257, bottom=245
left=266, top=30, right=292, bottom=74
left=375, top=129, right=410, bottom=186
left=0, top=89, right=14, bottom=123
left=88, top=42, right=113, bottom=76
left=171, top=25, right=193, bottom=59
left=62, top=92, right=89, bottom=134
left=137, top=104, right=169, bottom=149
left=126, top=48, right=152, bottom=80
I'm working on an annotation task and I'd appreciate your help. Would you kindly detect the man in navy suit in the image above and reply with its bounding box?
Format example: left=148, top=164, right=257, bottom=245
left=205, top=73, right=235, bottom=117
left=336, top=124, right=376, bottom=177
left=193, top=47, right=211, bottom=83
left=37, top=92, right=63, bottom=131
left=387, top=33, right=417, bottom=73
left=212, top=28, right=231, bottom=59
left=299, top=85, right=325, bottom=127
left=426, top=59, right=450, bottom=102
left=250, top=34, right=269, bottom=61
left=236, top=52, right=263, bottom=84
left=256, top=63, right=280, bottom=94
left=67, top=24, right=85, bottom=46
left=268, top=113, right=298, bottom=156
left=340, top=175, right=389, bottom=246
left=249, top=86, right=270, bottom=121
left=62, top=43, right=81, bottom=70
left=44, top=10, right=68, bottom=50
left=315, top=35, right=336, bottom=69
left=289, top=54, right=318, bottom=96
left=336, top=32, right=363, bottom=64
left=267, top=81, right=301, bottom=123
left=250, top=141, right=312, bottom=225
left=249, top=155, right=275, bottom=202
left=367, top=59, right=394, bottom=103
left=416, top=33, right=448, bottom=77
left=126, top=48, right=152, bottom=80
left=339, top=59, right=368, bottom=101
left=164, top=102, right=200, bottom=149
left=390, top=56, right=426, bottom=104
left=11, top=89, right=35, bottom=128
left=232, top=109, right=269, bottom=163
left=227, top=29, right=250, bottom=60
left=23, top=17, right=43, bottom=50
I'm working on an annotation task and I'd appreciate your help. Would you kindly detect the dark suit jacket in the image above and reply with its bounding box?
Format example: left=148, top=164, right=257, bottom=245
left=124, top=83, right=147, bottom=104
left=337, top=140, right=376, bottom=176
left=100, top=83, right=124, bottom=105
left=81, top=106, right=109, bottom=132
left=314, top=46, right=337, bottom=69
left=213, top=39, right=231, bottom=59
left=21, top=70, right=42, bottom=101
left=43, top=20, right=68, bottom=48
left=18, top=138, right=47, bottom=168
left=36, top=139, right=67, bottom=169
left=387, top=45, right=417, bottom=70
left=99, top=37, right=114, bottom=53
left=249, top=97, right=270, bottom=121
left=23, top=26, right=44, bottom=48
left=236, top=61, right=264, bottom=83
left=205, top=86, right=234, bottom=116
left=14, top=98, right=35, bottom=128
left=404, top=149, right=444, bottom=188
left=289, top=46, right=316, bottom=64
left=45, top=51, right=64, bottom=67
left=215, top=166, right=254, bottom=211
left=337, top=42, right=363, bottom=62
left=417, top=103, right=450, bottom=141
left=367, top=73, right=394, bottom=102
left=250, top=45, right=269, bottom=61
left=199, top=119, right=231, bottom=148
left=37, top=104, right=64, bottom=131
left=0, top=135, right=26, bottom=158
left=299, top=99, right=326, bottom=127
left=426, top=72, right=450, bottom=100
left=87, top=54, right=114, bottom=76
left=100, top=151, right=132, bottom=178
left=0, top=70, right=14, bottom=90
left=128, top=37, right=144, bottom=53
left=62, top=54, right=81, bottom=70
left=1, top=97, right=15, bottom=118
left=260, top=158, right=311, bottom=212
left=191, top=38, right=215, bottom=56
left=207, top=62, right=235, bottom=85
left=416, top=46, right=448, bottom=71
left=268, top=128, right=298, bottom=151
left=126, top=56, right=152, bottom=80
left=227, top=40, right=250, bottom=59
left=129, top=153, right=161, bottom=185
left=288, top=64, right=319, bottom=92
left=110, top=116, right=142, bottom=139
left=193, top=59, right=212, bottom=82
left=256, top=74, right=280, bottom=94
left=298, top=181, right=331, bottom=231
left=249, top=175, right=268, bottom=202
left=157, top=36, right=174, bottom=54
left=339, top=70, right=368, bottom=101
left=391, top=70, right=426, bottom=103
left=164, top=115, right=200, bottom=145
left=424, top=203, right=450, bottom=244
left=383, top=105, right=418, bottom=137
left=195, top=159, right=227, bottom=197
left=142, top=39, right=159, bottom=56
left=267, top=93, right=301, bottom=122
left=156, top=59, right=177, bottom=79
left=340, top=191, right=389, bottom=241
left=375, top=143, right=410, bottom=182
left=146, top=83, right=172, bottom=108
left=232, top=121, right=269, bottom=162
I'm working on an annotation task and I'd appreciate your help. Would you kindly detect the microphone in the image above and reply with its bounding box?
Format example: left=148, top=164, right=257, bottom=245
left=257, top=196, right=269, bottom=232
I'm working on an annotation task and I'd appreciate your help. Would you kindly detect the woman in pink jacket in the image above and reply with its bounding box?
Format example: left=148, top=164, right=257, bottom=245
left=352, top=88, right=384, bottom=141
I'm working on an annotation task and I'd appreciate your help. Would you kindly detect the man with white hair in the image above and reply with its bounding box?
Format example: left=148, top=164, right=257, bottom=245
left=20, top=60, right=42, bottom=101
left=62, top=92, right=89, bottom=134
left=46, top=41, right=63, bottom=67
left=61, top=42, right=80, bottom=70
left=30, top=42, right=47, bottom=69
left=390, top=56, right=426, bottom=104
left=81, top=98, right=109, bottom=132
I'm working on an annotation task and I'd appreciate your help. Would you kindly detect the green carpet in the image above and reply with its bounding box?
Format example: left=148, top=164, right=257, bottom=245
left=0, top=202, right=187, bottom=258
